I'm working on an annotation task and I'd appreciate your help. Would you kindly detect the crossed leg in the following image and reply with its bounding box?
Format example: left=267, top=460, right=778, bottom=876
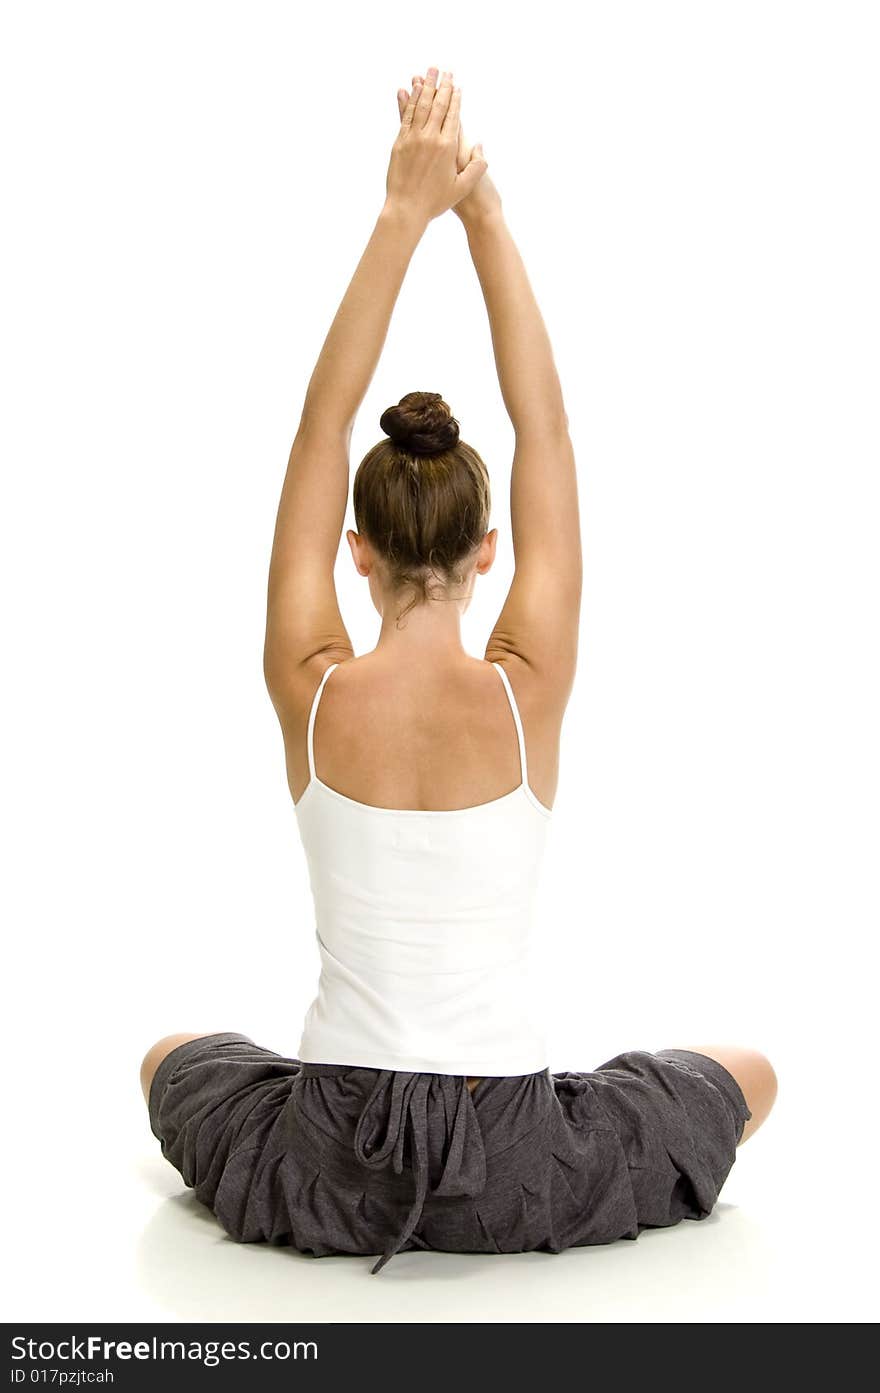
left=140, top=1031, right=219, bottom=1106
left=141, top=1035, right=778, bottom=1148
left=665, top=1044, right=778, bottom=1143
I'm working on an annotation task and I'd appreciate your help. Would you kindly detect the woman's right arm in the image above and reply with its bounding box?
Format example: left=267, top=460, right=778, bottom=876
left=463, top=198, right=582, bottom=696
left=396, top=78, right=581, bottom=695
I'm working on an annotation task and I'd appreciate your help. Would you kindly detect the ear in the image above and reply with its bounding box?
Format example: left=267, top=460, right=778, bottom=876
left=346, top=529, right=371, bottom=578
left=474, top=529, right=498, bottom=576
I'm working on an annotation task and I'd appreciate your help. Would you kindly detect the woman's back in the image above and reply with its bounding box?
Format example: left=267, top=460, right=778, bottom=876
left=282, top=652, right=563, bottom=816
left=289, top=656, right=555, bottom=1076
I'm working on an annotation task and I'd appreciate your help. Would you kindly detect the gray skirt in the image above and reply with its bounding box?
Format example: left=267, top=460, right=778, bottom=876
left=148, top=1034, right=751, bottom=1274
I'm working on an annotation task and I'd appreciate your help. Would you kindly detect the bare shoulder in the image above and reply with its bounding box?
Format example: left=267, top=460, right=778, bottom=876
left=483, top=642, right=575, bottom=720
left=267, top=647, right=350, bottom=720
left=266, top=648, right=353, bottom=794
left=482, top=651, right=575, bottom=811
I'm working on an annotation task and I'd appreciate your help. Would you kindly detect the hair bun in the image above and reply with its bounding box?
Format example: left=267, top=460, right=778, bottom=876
left=380, top=391, right=460, bottom=457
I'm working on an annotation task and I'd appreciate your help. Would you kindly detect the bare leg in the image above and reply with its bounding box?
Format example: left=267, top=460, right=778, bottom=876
left=140, top=1031, right=218, bottom=1106
left=669, top=1044, right=777, bottom=1144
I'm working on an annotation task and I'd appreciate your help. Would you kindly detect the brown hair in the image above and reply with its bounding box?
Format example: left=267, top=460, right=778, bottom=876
left=352, top=391, right=491, bottom=621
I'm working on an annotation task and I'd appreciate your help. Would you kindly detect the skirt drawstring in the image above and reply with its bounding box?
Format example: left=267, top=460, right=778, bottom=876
left=352, top=1071, right=487, bottom=1273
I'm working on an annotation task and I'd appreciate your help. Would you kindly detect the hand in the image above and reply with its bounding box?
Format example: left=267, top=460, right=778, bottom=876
left=385, top=66, right=488, bottom=226
left=397, top=73, right=502, bottom=229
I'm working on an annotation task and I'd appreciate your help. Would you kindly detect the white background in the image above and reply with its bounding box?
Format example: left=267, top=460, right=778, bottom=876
left=2, top=0, right=877, bottom=1323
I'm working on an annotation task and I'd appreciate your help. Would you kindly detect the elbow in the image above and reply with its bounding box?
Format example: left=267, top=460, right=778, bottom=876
left=298, top=403, right=356, bottom=447
left=514, top=410, right=570, bottom=442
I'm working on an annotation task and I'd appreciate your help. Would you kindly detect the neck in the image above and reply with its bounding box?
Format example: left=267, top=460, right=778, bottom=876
left=375, top=591, right=468, bottom=661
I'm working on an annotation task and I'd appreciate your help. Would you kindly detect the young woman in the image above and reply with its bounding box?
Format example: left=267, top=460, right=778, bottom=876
left=141, top=67, right=776, bottom=1275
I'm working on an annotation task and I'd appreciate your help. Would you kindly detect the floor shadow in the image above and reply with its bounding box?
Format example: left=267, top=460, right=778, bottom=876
left=136, top=1186, right=774, bottom=1323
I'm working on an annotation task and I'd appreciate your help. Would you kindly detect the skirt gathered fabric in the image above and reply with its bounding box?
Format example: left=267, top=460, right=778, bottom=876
left=148, top=1034, right=751, bottom=1274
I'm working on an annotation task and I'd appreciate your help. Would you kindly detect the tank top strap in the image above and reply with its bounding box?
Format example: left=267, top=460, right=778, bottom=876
left=306, top=662, right=339, bottom=782
left=491, top=661, right=529, bottom=788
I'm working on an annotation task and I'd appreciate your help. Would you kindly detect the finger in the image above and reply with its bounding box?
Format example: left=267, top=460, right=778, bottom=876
left=414, top=65, right=438, bottom=128
left=400, top=81, right=421, bottom=130
left=442, top=85, right=462, bottom=140
left=452, top=146, right=488, bottom=203
left=455, top=118, right=471, bottom=174
left=429, top=70, right=454, bottom=130
left=399, top=78, right=422, bottom=124
left=405, top=78, right=423, bottom=129
left=455, top=124, right=473, bottom=175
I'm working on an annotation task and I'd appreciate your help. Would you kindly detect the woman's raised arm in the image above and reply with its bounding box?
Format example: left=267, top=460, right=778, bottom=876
left=402, top=71, right=582, bottom=695
left=263, top=68, right=487, bottom=715
left=430, top=93, right=582, bottom=702
left=469, top=203, right=582, bottom=696
left=262, top=200, right=422, bottom=706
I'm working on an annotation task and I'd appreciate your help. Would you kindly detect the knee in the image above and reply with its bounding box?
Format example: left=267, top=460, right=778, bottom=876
left=140, top=1031, right=206, bottom=1105
left=674, top=1043, right=778, bottom=1141
left=721, top=1046, right=778, bottom=1141
left=752, top=1047, right=777, bottom=1094
left=743, top=1047, right=778, bottom=1116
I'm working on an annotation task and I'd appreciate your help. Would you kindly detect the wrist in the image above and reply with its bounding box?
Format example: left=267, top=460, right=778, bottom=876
left=379, top=198, right=429, bottom=241
left=459, top=203, right=506, bottom=237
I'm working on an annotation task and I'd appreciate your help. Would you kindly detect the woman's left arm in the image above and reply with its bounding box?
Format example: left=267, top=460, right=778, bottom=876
left=263, top=70, right=486, bottom=713
left=263, top=201, right=425, bottom=693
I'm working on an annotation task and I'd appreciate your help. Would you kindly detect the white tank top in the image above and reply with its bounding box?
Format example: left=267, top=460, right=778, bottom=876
left=294, top=661, right=552, bottom=1076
